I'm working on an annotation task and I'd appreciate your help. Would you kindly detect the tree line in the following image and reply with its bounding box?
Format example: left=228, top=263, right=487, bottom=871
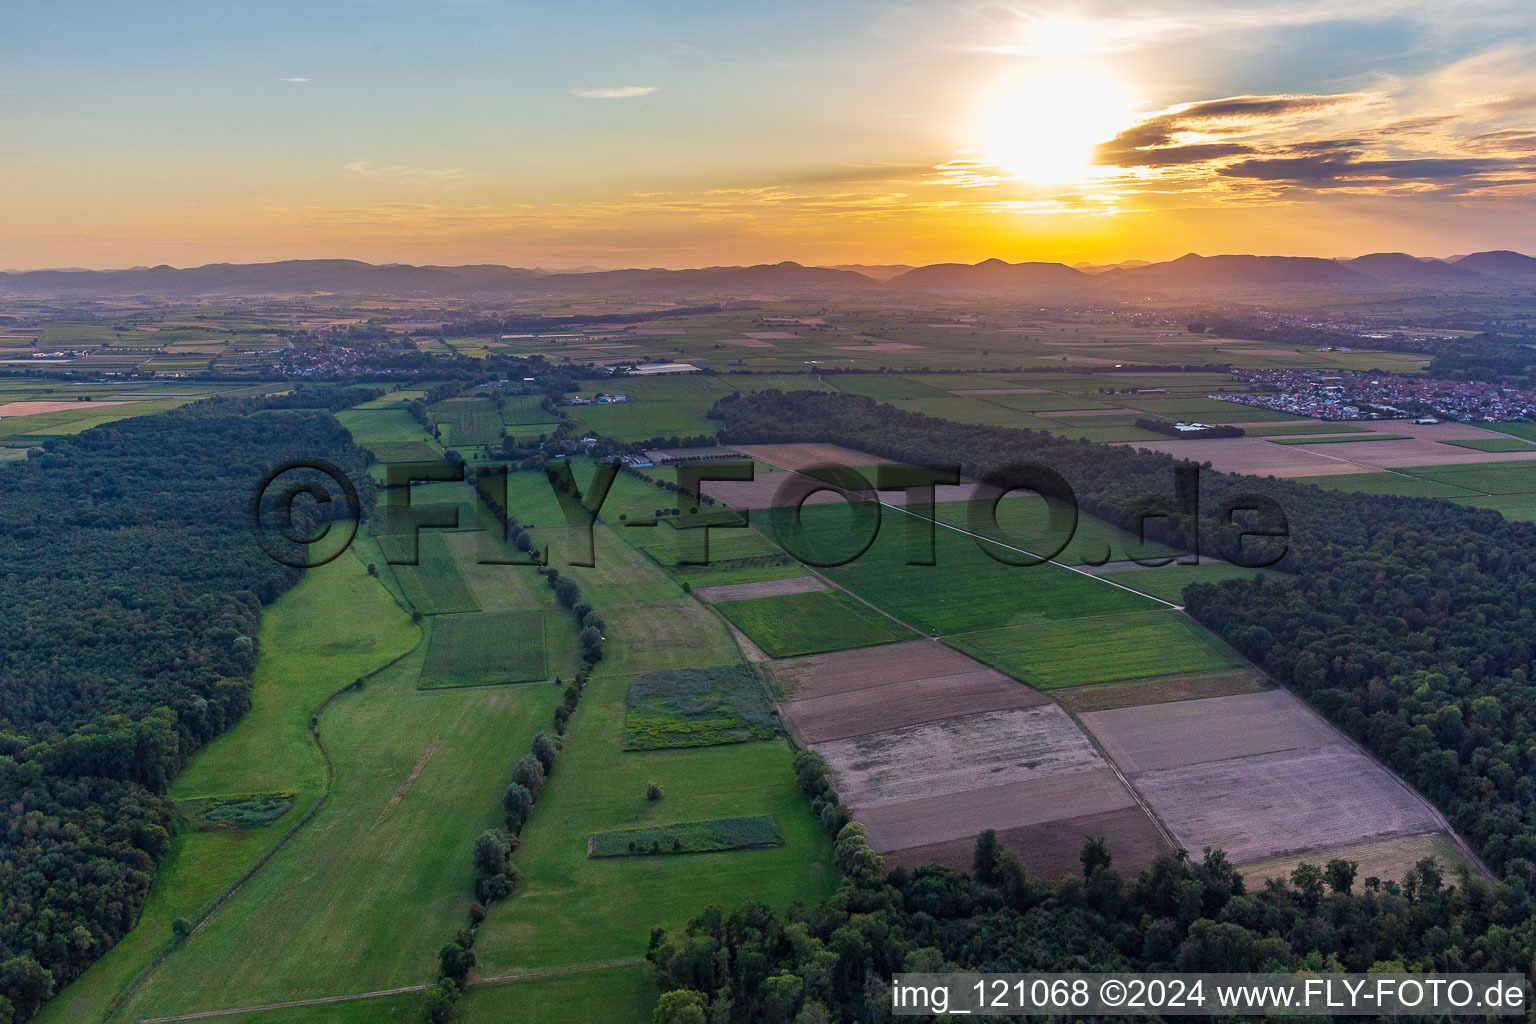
left=0, top=397, right=372, bottom=1023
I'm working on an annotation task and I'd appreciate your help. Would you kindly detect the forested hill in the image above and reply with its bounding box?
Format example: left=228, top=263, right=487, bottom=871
left=712, top=390, right=1536, bottom=878
left=0, top=401, right=369, bottom=1023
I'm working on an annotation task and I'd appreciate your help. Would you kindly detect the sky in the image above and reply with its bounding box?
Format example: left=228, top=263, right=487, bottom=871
left=3, top=0, right=1536, bottom=269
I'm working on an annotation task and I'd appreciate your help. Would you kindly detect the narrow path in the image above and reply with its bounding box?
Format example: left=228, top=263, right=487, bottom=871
left=137, top=959, right=646, bottom=1023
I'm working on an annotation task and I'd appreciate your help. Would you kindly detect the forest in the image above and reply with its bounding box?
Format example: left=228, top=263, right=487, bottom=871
left=646, top=826, right=1534, bottom=1024
left=0, top=399, right=370, bottom=1022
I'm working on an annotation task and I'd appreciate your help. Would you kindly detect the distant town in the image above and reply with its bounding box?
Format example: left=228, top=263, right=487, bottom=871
left=1213, top=370, right=1536, bottom=422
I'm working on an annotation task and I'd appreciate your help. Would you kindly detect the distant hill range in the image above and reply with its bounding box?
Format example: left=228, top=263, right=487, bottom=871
left=2, top=251, right=1533, bottom=299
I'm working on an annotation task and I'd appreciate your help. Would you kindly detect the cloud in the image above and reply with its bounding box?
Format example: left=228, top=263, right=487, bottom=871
left=277, top=77, right=310, bottom=84
left=571, top=85, right=657, bottom=99
left=343, top=161, right=467, bottom=185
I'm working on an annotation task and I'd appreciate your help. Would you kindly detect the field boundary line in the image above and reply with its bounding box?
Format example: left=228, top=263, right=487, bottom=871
left=104, top=558, right=425, bottom=1024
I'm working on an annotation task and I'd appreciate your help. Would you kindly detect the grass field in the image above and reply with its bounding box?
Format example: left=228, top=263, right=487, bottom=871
left=1290, top=472, right=1479, bottom=498
left=792, top=503, right=1161, bottom=636
left=38, top=555, right=419, bottom=1024
left=431, top=396, right=503, bottom=447
left=945, top=609, right=1244, bottom=689
left=1268, top=433, right=1411, bottom=445
left=1440, top=436, right=1536, bottom=453
left=389, top=531, right=481, bottom=614
left=469, top=673, right=835, bottom=976
left=418, top=609, right=549, bottom=687
left=714, top=587, right=911, bottom=657
left=336, top=407, right=435, bottom=444
left=589, top=815, right=784, bottom=857
left=624, top=664, right=780, bottom=749
left=458, top=965, right=658, bottom=1024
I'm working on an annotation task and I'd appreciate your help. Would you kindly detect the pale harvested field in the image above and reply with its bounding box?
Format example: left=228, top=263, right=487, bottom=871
left=0, top=399, right=132, bottom=416
left=1132, top=746, right=1441, bottom=862
left=883, top=805, right=1171, bottom=877
left=1120, top=421, right=1536, bottom=477
left=1043, top=353, right=1124, bottom=364
left=734, top=442, right=894, bottom=471
left=695, top=576, right=827, bottom=603
left=1081, top=689, right=1337, bottom=773
left=1114, top=437, right=1371, bottom=477
left=770, top=639, right=1006, bottom=699
left=857, top=768, right=1134, bottom=851
left=1053, top=668, right=1270, bottom=712
left=820, top=706, right=1104, bottom=808
left=1234, top=831, right=1468, bottom=886
left=780, top=670, right=1050, bottom=743
left=836, top=342, right=920, bottom=351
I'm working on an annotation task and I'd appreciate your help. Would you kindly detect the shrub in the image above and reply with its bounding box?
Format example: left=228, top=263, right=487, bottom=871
left=647, top=782, right=664, bottom=801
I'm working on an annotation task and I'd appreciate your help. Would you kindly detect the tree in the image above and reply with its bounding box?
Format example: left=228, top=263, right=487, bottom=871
left=653, top=989, right=707, bottom=1024
left=438, top=941, right=476, bottom=986
left=532, top=733, right=558, bottom=775
left=1325, top=858, right=1358, bottom=895
left=973, top=830, right=999, bottom=885
left=580, top=625, right=604, bottom=664
left=512, top=755, right=545, bottom=798
left=1081, top=835, right=1112, bottom=877
left=503, top=781, right=535, bottom=833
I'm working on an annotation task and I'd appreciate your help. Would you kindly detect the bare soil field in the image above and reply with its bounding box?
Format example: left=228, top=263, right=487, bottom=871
left=836, top=342, right=920, bottom=351
left=857, top=768, right=1135, bottom=852
left=695, top=577, right=828, bottom=603
left=1121, top=422, right=1536, bottom=477
left=1053, top=668, right=1270, bottom=712
left=883, top=805, right=1171, bottom=877
left=1080, top=689, right=1337, bottom=773
left=819, top=706, right=1105, bottom=807
left=1131, top=746, right=1441, bottom=862
left=717, top=338, right=777, bottom=347
left=0, top=399, right=131, bottom=416
left=1234, top=831, right=1467, bottom=887
left=779, top=670, right=1049, bottom=743
left=734, top=443, right=894, bottom=470
left=769, top=640, right=1005, bottom=699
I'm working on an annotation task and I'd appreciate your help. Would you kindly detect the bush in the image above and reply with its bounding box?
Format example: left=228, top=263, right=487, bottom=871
left=647, top=782, right=664, bottom=801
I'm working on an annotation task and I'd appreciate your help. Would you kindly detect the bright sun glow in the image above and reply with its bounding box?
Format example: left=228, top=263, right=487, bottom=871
left=979, top=66, right=1139, bottom=185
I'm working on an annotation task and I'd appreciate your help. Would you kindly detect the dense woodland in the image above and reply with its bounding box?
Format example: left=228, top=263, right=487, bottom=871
left=648, top=825, right=1533, bottom=1024
left=0, top=401, right=369, bottom=1022
left=711, top=390, right=1536, bottom=964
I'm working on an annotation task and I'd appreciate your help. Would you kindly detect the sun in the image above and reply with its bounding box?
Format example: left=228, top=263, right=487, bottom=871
left=978, top=65, right=1138, bottom=185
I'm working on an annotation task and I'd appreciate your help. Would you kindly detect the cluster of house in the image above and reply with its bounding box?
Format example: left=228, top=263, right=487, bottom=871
left=1213, top=370, right=1536, bottom=422
left=564, top=392, right=627, bottom=406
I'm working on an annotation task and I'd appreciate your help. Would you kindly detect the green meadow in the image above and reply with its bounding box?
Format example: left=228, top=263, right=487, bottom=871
left=714, top=588, right=911, bottom=657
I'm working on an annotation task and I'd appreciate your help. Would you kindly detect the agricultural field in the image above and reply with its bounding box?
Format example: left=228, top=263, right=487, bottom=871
left=430, top=396, right=503, bottom=447
left=1096, top=561, right=1281, bottom=604
left=624, top=664, right=780, bottom=750
left=1080, top=691, right=1446, bottom=866
left=712, top=587, right=912, bottom=658
left=417, top=609, right=549, bottom=688
left=387, top=531, right=481, bottom=614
